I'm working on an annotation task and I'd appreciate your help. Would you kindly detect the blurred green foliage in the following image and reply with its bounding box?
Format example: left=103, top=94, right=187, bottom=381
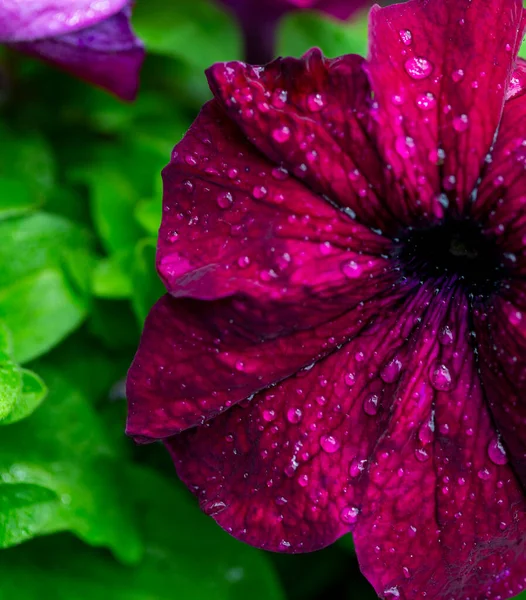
left=0, top=1, right=524, bottom=599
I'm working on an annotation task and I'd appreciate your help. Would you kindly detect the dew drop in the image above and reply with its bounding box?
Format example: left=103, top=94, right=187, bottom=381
left=345, top=372, right=356, bottom=387
left=399, top=29, right=413, bottom=45
left=438, top=325, right=454, bottom=345
left=383, top=586, right=400, bottom=599
left=487, top=438, right=508, bottom=465
left=252, top=185, right=268, bottom=199
left=320, top=434, right=340, bottom=453
left=477, top=467, right=491, bottom=481
left=509, top=309, right=522, bottom=326
left=272, top=126, right=291, bottom=143
left=216, top=191, right=233, bottom=209
left=430, top=363, right=453, bottom=391
left=262, top=409, right=276, bottom=422
left=395, top=136, right=415, bottom=158
left=237, top=255, right=250, bottom=268
left=349, top=458, right=367, bottom=477
left=452, top=114, right=469, bottom=132
left=306, top=93, right=325, bottom=112
left=414, top=447, right=430, bottom=462
left=342, top=260, right=362, bottom=278
left=286, top=407, right=303, bottom=424
left=452, top=69, right=464, bottom=82
left=416, top=92, right=436, bottom=111
left=404, top=57, right=433, bottom=80
left=363, top=394, right=379, bottom=416
left=340, top=506, right=360, bottom=524
left=380, top=358, right=403, bottom=383
left=298, top=473, right=309, bottom=487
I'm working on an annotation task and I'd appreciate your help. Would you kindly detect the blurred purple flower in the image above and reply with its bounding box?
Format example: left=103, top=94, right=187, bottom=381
left=0, top=0, right=144, bottom=100
left=219, top=0, right=370, bottom=63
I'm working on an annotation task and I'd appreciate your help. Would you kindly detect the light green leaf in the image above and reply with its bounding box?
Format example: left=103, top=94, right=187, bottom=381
left=92, top=254, right=133, bottom=300
left=134, top=196, right=161, bottom=236
left=0, top=369, right=142, bottom=563
left=277, top=10, right=369, bottom=58
left=130, top=239, right=164, bottom=323
left=0, top=176, right=40, bottom=220
left=0, top=212, right=94, bottom=290
left=0, top=350, right=22, bottom=421
left=0, top=370, right=48, bottom=425
left=0, top=268, right=88, bottom=363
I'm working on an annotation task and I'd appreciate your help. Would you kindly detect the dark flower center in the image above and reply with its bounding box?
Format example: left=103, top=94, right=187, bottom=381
left=394, top=220, right=506, bottom=298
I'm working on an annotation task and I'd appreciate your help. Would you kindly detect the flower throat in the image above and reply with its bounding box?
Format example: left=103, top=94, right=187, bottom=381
left=394, top=220, right=507, bottom=298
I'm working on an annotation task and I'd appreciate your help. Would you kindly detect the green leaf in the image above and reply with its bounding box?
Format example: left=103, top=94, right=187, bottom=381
left=0, top=370, right=48, bottom=425
left=0, top=125, right=56, bottom=201
left=0, top=213, right=95, bottom=362
left=0, top=368, right=142, bottom=563
left=0, top=349, right=22, bottom=420
left=0, top=268, right=88, bottom=363
left=92, top=254, right=133, bottom=300
left=0, top=212, right=94, bottom=290
left=134, top=196, right=161, bottom=236
left=133, top=0, right=242, bottom=70
left=130, top=239, right=164, bottom=323
left=277, top=10, right=369, bottom=58
left=0, top=176, right=40, bottom=220
left=0, top=467, right=285, bottom=600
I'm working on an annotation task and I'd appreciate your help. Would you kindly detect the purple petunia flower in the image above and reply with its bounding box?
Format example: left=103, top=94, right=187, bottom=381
left=126, top=0, right=526, bottom=597
left=219, top=0, right=370, bottom=63
left=0, top=0, right=144, bottom=100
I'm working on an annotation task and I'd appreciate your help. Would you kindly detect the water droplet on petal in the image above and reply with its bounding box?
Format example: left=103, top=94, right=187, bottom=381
left=349, top=458, right=367, bottom=477
left=488, top=438, right=508, bottom=465
left=345, top=372, right=356, bottom=387
left=478, top=467, right=491, bottom=480
left=340, top=506, right=360, bottom=524
left=383, top=586, right=400, bottom=599
left=416, top=92, right=436, bottom=110
left=399, top=29, right=413, bottom=45
left=272, top=126, right=291, bottom=143
left=415, top=447, right=430, bottom=462
left=306, top=93, right=325, bottom=112
left=286, top=408, right=303, bottom=424
left=252, top=185, right=268, bottom=199
left=452, top=69, right=464, bottom=82
left=404, top=57, right=433, bottom=79
left=430, top=363, right=453, bottom=391
left=380, top=359, right=403, bottom=383
left=438, top=325, right=454, bottom=345
left=395, top=136, right=415, bottom=158
left=452, top=114, right=469, bottom=132
left=298, top=473, right=309, bottom=487
left=363, top=394, right=379, bottom=416
left=262, top=409, right=276, bottom=422
left=216, top=191, right=233, bottom=209
left=342, top=260, right=362, bottom=278
left=320, top=434, right=340, bottom=453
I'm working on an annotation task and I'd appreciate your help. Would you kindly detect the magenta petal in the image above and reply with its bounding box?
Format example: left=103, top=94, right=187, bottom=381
left=353, top=292, right=526, bottom=600
left=11, top=6, right=144, bottom=100
left=367, top=0, right=525, bottom=220
left=159, top=100, right=392, bottom=317
left=126, top=271, right=409, bottom=441
left=0, top=0, right=127, bottom=42
left=473, top=91, right=526, bottom=261
left=206, top=51, right=398, bottom=234
left=166, top=285, right=526, bottom=598
left=165, top=283, right=443, bottom=553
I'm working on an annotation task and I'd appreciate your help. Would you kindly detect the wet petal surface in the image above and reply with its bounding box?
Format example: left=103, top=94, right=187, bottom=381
left=367, top=0, right=525, bottom=221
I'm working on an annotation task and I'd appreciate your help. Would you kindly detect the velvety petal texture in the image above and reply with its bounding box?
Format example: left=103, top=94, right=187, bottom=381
left=127, top=0, right=526, bottom=598
left=2, top=1, right=144, bottom=100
